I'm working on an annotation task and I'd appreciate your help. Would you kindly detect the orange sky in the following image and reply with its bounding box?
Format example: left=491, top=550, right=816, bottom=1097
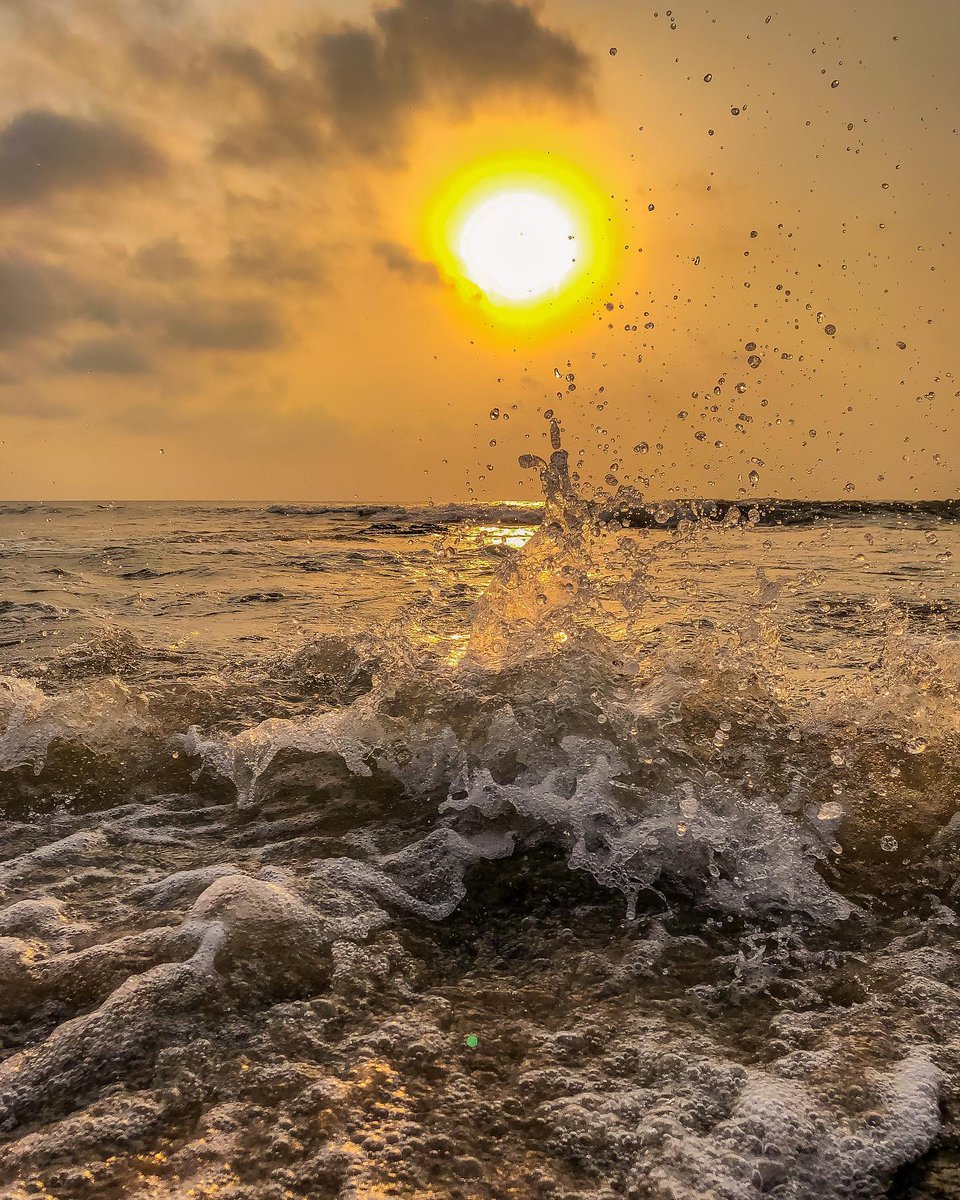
left=0, top=0, right=957, bottom=501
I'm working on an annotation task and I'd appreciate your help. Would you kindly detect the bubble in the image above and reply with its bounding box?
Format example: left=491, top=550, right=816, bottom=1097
left=831, top=79, right=840, bottom=88
left=897, top=340, right=907, bottom=350
left=748, top=354, right=762, bottom=369
left=824, top=324, right=837, bottom=336
left=609, top=46, right=618, bottom=55
left=634, top=442, right=649, bottom=454
left=880, top=835, right=899, bottom=853
left=748, top=469, right=760, bottom=488
left=489, top=408, right=500, bottom=420
left=703, top=73, right=713, bottom=82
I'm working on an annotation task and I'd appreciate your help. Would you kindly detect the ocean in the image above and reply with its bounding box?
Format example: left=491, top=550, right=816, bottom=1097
left=2, top=452, right=960, bottom=1199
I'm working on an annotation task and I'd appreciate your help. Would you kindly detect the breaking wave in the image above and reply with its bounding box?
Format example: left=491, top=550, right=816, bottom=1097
left=1, top=439, right=959, bottom=1198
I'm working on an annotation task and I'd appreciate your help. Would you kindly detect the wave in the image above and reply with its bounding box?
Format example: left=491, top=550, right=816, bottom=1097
left=1, top=435, right=959, bottom=1198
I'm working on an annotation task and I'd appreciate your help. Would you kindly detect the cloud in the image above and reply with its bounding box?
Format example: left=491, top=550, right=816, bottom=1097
left=227, top=238, right=325, bottom=284
left=0, top=109, right=165, bottom=205
left=373, top=241, right=441, bottom=285
left=0, top=391, right=75, bottom=420
left=61, top=336, right=152, bottom=375
left=215, top=119, right=319, bottom=164
left=211, top=0, right=592, bottom=163
left=314, top=0, right=592, bottom=153
left=0, top=254, right=65, bottom=346
left=162, top=298, right=286, bottom=351
left=133, top=236, right=198, bottom=281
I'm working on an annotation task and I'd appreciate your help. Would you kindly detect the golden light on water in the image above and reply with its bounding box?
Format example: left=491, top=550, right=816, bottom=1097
left=425, top=152, right=613, bottom=327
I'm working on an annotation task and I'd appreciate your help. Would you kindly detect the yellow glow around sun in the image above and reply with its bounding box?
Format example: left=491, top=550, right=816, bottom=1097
left=425, top=152, right=613, bottom=328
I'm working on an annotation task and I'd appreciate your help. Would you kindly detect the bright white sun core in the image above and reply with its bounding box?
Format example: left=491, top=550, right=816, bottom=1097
left=455, top=189, right=579, bottom=304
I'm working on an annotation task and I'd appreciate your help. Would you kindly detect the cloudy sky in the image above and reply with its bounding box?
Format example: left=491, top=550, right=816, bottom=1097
left=0, top=0, right=957, bottom=500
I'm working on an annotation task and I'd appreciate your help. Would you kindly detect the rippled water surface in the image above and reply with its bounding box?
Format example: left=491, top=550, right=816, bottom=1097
left=1, top=486, right=959, bottom=1199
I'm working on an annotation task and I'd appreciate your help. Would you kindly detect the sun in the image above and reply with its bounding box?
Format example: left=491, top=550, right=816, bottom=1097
left=457, top=189, right=579, bottom=304
left=425, top=151, right=613, bottom=328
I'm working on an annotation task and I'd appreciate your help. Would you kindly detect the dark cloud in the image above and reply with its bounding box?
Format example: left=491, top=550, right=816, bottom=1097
left=163, top=299, right=285, bottom=351
left=0, top=254, right=64, bottom=347
left=227, top=238, right=325, bottom=284
left=315, top=0, right=591, bottom=154
left=0, top=109, right=165, bottom=205
left=210, top=0, right=591, bottom=163
left=373, top=241, right=441, bottom=285
left=61, top=336, right=152, bottom=375
left=133, top=236, right=198, bottom=282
